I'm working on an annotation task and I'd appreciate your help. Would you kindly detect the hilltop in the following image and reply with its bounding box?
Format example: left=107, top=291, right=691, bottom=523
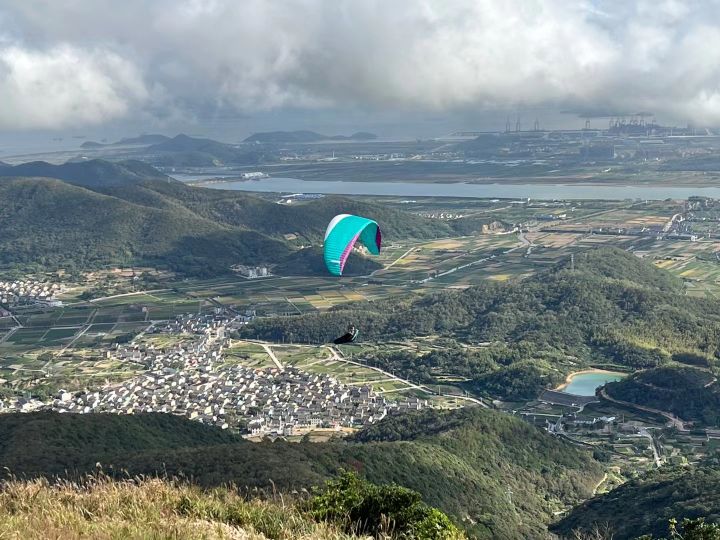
left=0, top=407, right=602, bottom=539
left=81, top=134, right=171, bottom=148
left=244, top=131, right=378, bottom=143
left=147, top=134, right=273, bottom=166
left=0, top=177, right=291, bottom=276
left=0, top=159, right=453, bottom=276
left=0, top=159, right=168, bottom=187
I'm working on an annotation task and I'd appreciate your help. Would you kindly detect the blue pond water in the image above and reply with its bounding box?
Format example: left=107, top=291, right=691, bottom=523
left=561, top=372, right=626, bottom=396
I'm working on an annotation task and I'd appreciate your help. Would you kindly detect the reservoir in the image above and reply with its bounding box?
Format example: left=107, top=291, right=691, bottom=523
left=560, top=371, right=626, bottom=396
left=190, top=176, right=720, bottom=200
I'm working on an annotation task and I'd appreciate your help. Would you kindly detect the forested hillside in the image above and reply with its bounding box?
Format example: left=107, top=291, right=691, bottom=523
left=242, top=249, right=720, bottom=399
left=0, top=160, right=454, bottom=276
left=553, top=465, right=720, bottom=539
left=605, top=366, right=720, bottom=426
left=0, top=178, right=291, bottom=276
left=0, top=159, right=168, bottom=187
left=0, top=408, right=602, bottom=539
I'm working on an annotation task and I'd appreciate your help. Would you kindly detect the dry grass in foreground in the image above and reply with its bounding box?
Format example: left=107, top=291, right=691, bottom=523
left=0, top=474, right=360, bottom=540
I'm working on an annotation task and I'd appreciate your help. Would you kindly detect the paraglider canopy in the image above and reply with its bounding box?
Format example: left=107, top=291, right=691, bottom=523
left=323, top=214, right=381, bottom=276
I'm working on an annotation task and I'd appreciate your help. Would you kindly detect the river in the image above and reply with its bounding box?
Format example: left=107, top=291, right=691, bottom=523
left=559, top=371, right=627, bottom=396
left=179, top=176, right=720, bottom=200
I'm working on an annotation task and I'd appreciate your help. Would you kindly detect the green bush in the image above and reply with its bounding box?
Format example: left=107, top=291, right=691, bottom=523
left=306, top=471, right=463, bottom=539
left=637, top=518, right=720, bottom=540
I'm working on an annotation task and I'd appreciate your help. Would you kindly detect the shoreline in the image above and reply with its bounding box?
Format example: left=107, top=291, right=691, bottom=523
left=555, top=368, right=626, bottom=393
left=189, top=177, right=720, bottom=189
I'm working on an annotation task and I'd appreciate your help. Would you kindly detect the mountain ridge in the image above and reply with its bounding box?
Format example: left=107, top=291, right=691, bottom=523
left=0, top=159, right=450, bottom=276
left=0, top=407, right=603, bottom=539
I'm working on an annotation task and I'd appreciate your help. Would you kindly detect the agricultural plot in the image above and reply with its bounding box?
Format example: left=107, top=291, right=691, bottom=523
left=16, top=311, right=63, bottom=328
left=5, top=328, right=48, bottom=345
left=528, top=232, right=582, bottom=249
left=222, top=342, right=276, bottom=369
left=0, top=318, right=16, bottom=330
left=42, top=327, right=81, bottom=341
left=301, top=358, right=392, bottom=386
left=272, top=345, right=329, bottom=367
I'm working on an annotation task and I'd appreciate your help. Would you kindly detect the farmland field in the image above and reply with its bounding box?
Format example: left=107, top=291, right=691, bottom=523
left=3, top=195, right=720, bottom=399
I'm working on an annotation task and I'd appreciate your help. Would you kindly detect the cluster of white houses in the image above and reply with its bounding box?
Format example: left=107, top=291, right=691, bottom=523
left=1, top=311, right=427, bottom=436
left=44, top=363, right=404, bottom=436
left=0, top=280, right=62, bottom=308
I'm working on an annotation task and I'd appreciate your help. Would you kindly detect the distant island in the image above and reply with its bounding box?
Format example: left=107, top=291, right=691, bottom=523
left=81, top=134, right=171, bottom=149
left=244, top=130, right=378, bottom=143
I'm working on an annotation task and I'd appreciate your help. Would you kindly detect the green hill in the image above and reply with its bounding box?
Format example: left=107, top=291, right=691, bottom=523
left=80, top=134, right=170, bottom=149
left=116, top=134, right=171, bottom=146
left=242, top=248, right=720, bottom=399
left=605, top=365, right=720, bottom=426
left=0, top=412, right=243, bottom=474
left=0, top=159, right=169, bottom=187
left=147, top=134, right=274, bottom=166
left=0, top=160, right=449, bottom=276
left=0, top=407, right=602, bottom=539
left=553, top=465, right=720, bottom=539
left=0, top=177, right=291, bottom=276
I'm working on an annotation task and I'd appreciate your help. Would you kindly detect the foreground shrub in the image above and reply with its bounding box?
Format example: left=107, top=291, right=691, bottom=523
left=306, top=471, right=464, bottom=539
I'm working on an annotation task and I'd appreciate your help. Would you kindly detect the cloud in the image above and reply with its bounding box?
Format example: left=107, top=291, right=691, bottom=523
left=0, top=45, right=148, bottom=129
left=3, top=0, right=720, bottom=128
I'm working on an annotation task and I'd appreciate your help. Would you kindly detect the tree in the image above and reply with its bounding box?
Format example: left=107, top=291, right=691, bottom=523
left=306, top=471, right=464, bottom=539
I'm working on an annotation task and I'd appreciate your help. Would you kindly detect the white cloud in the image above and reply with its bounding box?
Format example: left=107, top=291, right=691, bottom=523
left=3, top=0, right=720, bottom=127
left=0, top=45, right=148, bottom=129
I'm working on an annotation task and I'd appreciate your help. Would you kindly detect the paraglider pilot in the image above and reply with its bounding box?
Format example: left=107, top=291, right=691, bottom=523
left=333, top=325, right=359, bottom=345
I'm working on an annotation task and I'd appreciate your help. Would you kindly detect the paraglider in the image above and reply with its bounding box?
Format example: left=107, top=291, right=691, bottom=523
left=323, top=214, right=382, bottom=276
left=333, top=325, right=359, bottom=344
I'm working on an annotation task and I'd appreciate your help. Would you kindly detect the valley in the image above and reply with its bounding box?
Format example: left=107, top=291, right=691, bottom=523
left=2, top=158, right=720, bottom=538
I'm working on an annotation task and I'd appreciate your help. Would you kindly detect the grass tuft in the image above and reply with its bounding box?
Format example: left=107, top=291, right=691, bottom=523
left=0, top=473, right=362, bottom=540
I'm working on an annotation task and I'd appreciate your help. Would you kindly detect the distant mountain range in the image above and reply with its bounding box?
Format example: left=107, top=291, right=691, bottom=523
left=0, top=159, right=456, bottom=276
left=243, top=130, right=377, bottom=143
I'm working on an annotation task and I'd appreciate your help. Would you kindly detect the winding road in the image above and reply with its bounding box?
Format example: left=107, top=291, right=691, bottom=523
left=600, top=387, right=687, bottom=431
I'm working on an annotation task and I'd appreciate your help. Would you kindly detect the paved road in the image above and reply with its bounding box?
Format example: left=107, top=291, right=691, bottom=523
left=63, top=288, right=173, bottom=306
left=372, top=247, right=416, bottom=276
left=260, top=342, right=284, bottom=369
left=330, top=346, right=488, bottom=407
left=0, top=326, right=19, bottom=344
left=638, top=427, right=663, bottom=467
left=600, top=387, right=687, bottom=431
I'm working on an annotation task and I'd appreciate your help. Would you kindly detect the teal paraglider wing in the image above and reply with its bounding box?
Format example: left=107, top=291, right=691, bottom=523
left=323, top=214, right=382, bottom=276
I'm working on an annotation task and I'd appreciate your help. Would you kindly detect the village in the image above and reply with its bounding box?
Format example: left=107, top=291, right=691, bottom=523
left=0, top=310, right=428, bottom=437
left=0, top=279, right=63, bottom=312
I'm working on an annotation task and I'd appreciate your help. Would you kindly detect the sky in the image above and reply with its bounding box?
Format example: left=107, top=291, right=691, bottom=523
left=1, top=0, right=720, bottom=142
